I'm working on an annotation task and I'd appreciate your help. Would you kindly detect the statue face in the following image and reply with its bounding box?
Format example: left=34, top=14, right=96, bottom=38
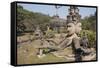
left=67, top=23, right=75, bottom=35
left=75, top=23, right=82, bottom=34
left=67, top=22, right=82, bottom=35
left=70, top=9, right=74, bottom=14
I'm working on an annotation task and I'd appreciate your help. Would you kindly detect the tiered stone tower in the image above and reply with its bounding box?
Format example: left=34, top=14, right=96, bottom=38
left=67, top=6, right=81, bottom=24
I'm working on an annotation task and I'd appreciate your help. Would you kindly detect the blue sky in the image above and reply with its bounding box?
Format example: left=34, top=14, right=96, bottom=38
left=17, top=3, right=96, bottom=19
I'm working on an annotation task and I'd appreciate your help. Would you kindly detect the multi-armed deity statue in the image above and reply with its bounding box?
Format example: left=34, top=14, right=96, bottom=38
left=36, top=6, right=96, bottom=61
left=65, top=6, right=83, bottom=61
left=46, top=6, right=83, bottom=61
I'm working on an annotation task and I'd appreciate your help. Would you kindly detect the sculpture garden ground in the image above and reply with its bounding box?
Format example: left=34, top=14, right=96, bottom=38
left=17, top=4, right=97, bottom=65
left=17, top=33, right=96, bottom=64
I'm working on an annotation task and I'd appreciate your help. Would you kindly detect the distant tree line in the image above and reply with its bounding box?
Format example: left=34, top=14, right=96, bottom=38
left=17, top=5, right=97, bottom=34
left=81, top=12, right=97, bottom=32
left=17, top=5, right=51, bottom=33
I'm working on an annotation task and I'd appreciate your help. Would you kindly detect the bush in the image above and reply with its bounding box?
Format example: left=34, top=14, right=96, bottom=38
left=79, top=30, right=96, bottom=48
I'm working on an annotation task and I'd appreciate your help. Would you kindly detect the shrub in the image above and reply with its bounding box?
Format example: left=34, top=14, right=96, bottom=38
left=79, top=30, right=96, bottom=48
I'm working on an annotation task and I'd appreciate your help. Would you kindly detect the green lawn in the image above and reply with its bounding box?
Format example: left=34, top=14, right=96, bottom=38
left=17, top=42, right=73, bottom=65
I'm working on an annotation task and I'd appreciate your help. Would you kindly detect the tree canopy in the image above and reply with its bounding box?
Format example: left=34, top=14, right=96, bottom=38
left=17, top=5, right=51, bottom=33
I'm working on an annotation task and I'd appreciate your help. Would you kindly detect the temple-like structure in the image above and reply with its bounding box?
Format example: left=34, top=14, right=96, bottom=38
left=67, top=6, right=81, bottom=24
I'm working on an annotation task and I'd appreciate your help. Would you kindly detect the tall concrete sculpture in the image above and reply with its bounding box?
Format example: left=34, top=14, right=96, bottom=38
left=47, top=6, right=95, bottom=61
left=55, top=6, right=95, bottom=61
left=36, top=6, right=96, bottom=61
left=48, top=6, right=82, bottom=61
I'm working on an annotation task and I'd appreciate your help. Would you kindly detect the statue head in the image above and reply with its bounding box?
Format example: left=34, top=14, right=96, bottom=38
left=67, top=23, right=75, bottom=35
left=67, top=22, right=82, bottom=35
left=75, top=22, right=82, bottom=34
left=67, top=6, right=82, bottom=36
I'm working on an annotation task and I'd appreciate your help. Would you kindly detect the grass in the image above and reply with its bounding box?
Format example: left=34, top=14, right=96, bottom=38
left=17, top=43, right=72, bottom=65
left=17, top=34, right=75, bottom=65
left=17, top=40, right=73, bottom=65
left=17, top=33, right=96, bottom=65
left=17, top=50, right=69, bottom=65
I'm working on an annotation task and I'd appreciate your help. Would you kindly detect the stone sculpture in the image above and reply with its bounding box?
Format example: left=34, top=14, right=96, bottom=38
left=36, top=6, right=96, bottom=61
